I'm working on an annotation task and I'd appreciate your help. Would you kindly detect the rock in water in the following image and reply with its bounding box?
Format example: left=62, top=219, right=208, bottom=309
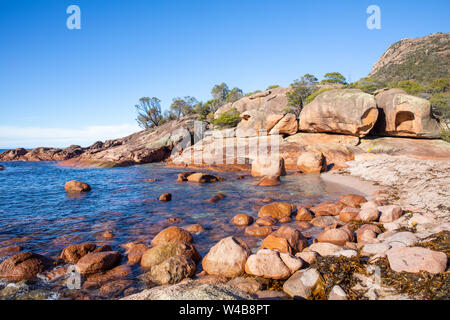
left=60, top=243, right=97, bottom=263
left=0, top=252, right=53, bottom=281
left=64, top=180, right=91, bottom=193
left=296, top=150, right=326, bottom=173
left=75, top=251, right=121, bottom=275
left=374, top=88, right=441, bottom=138
left=151, top=226, right=194, bottom=246
left=251, top=156, right=286, bottom=177
left=159, top=193, right=172, bottom=201
left=143, top=255, right=196, bottom=285
left=202, top=237, right=250, bottom=278
left=141, top=241, right=201, bottom=268
left=0, top=165, right=4, bottom=170
left=299, top=89, right=378, bottom=137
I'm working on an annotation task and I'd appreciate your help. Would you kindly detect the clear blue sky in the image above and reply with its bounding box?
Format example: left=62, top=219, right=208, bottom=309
left=0, top=0, right=449, bottom=148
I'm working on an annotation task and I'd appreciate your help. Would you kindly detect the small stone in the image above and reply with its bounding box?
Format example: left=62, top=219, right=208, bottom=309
left=183, top=224, right=205, bottom=234
left=359, top=207, right=380, bottom=222
left=304, top=243, right=344, bottom=256
left=361, top=243, right=391, bottom=256
left=257, top=176, right=281, bottom=186
left=379, top=205, right=403, bottom=223
left=339, top=207, right=361, bottom=222
left=317, top=229, right=352, bottom=246
left=255, top=217, right=277, bottom=226
left=296, top=207, right=314, bottom=222
left=144, top=256, right=196, bottom=285
left=328, top=285, right=347, bottom=300
left=245, top=249, right=302, bottom=280
left=159, top=193, right=172, bottom=201
left=339, top=195, right=367, bottom=208
left=231, top=214, right=254, bottom=227
left=245, top=225, right=273, bottom=238
left=295, top=251, right=318, bottom=265
left=296, top=151, right=325, bottom=173
left=283, top=268, right=321, bottom=299
left=332, top=249, right=357, bottom=258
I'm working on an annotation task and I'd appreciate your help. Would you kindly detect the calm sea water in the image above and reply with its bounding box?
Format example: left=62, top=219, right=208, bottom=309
left=0, top=160, right=362, bottom=299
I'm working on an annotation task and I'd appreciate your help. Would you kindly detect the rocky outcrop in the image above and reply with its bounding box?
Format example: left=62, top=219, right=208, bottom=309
left=299, top=89, right=379, bottom=137
left=369, top=32, right=450, bottom=83
left=374, top=89, right=441, bottom=138
left=215, top=86, right=290, bottom=120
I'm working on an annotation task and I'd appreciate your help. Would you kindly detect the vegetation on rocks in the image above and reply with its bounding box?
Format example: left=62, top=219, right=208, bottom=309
left=213, top=108, right=241, bottom=128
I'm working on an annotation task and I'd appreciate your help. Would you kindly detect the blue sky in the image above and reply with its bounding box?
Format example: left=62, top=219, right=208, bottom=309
left=0, top=0, right=449, bottom=148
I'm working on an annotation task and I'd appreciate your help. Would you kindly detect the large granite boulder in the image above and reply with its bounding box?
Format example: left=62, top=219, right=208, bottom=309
left=215, top=86, right=290, bottom=119
left=299, top=89, right=379, bottom=137
left=374, top=88, right=441, bottom=138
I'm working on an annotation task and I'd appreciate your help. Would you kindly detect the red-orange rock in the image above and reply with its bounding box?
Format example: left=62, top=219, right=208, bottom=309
left=256, top=176, right=281, bottom=186
left=258, top=202, right=296, bottom=219
left=60, top=242, right=97, bottom=263
left=125, top=243, right=149, bottom=265
left=310, top=201, right=345, bottom=216
left=0, top=252, right=53, bottom=281
left=261, top=226, right=308, bottom=254
left=339, top=207, right=361, bottom=222
left=255, top=217, right=277, bottom=226
left=159, top=193, right=172, bottom=201
left=64, top=180, right=91, bottom=193
left=151, top=226, right=194, bottom=246
left=75, top=251, right=121, bottom=275
left=317, top=229, right=352, bottom=246
left=296, top=206, right=314, bottom=221
left=245, top=225, right=274, bottom=238
left=231, top=214, right=254, bottom=227
left=339, top=194, right=367, bottom=208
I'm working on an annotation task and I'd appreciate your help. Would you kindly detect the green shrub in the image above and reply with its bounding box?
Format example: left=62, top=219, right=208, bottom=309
left=350, top=77, right=387, bottom=94
left=388, top=80, right=424, bottom=95
left=304, top=88, right=333, bottom=105
left=426, top=78, right=450, bottom=94
left=430, top=92, right=450, bottom=121
left=266, top=85, right=279, bottom=90
left=213, top=108, right=241, bottom=128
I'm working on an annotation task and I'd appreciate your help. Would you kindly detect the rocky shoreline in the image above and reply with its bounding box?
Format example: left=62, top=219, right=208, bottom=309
left=1, top=87, right=449, bottom=300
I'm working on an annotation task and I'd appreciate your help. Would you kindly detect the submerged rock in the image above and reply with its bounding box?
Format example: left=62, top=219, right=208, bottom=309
left=231, top=214, right=254, bottom=227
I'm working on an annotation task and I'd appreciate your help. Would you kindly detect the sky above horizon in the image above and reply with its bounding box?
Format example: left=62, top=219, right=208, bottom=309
left=1, top=0, right=449, bottom=148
